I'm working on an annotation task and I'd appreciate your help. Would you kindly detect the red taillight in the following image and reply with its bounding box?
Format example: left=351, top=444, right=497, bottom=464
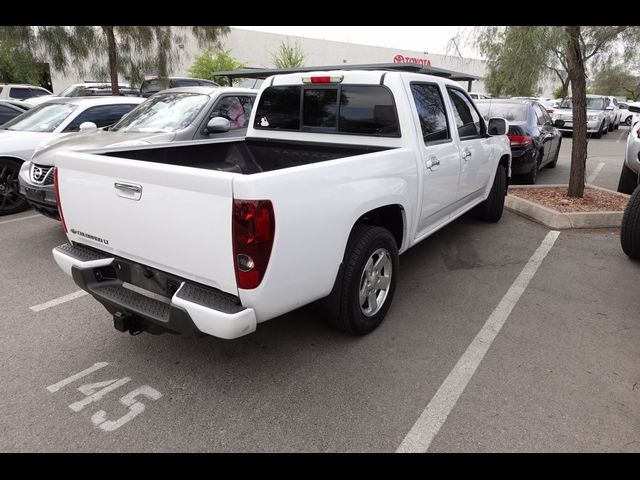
left=302, top=75, right=344, bottom=84
left=232, top=199, right=275, bottom=290
left=53, top=167, right=68, bottom=233
left=507, top=135, right=533, bottom=146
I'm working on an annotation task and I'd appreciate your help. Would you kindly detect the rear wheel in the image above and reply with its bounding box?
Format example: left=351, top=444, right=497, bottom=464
left=621, top=185, right=640, bottom=259
left=608, top=119, right=614, bottom=132
left=325, top=225, right=399, bottom=335
left=625, top=116, right=633, bottom=126
left=472, top=164, right=506, bottom=222
left=617, top=162, right=639, bottom=194
left=0, top=158, right=29, bottom=216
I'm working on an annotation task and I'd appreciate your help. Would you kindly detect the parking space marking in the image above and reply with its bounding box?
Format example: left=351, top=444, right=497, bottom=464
left=396, top=230, right=560, bottom=453
left=0, top=214, right=43, bottom=226
left=587, top=162, right=606, bottom=184
left=46, top=362, right=109, bottom=393
left=30, top=290, right=88, bottom=312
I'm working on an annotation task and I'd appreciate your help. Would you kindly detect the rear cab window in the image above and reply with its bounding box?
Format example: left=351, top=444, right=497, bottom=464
left=254, top=84, right=400, bottom=137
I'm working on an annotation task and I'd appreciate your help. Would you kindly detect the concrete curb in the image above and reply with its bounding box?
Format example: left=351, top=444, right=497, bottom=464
left=505, top=184, right=630, bottom=229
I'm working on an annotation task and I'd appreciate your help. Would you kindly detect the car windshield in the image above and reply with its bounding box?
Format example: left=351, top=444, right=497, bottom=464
left=1, top=102, right=76, bottom=132
left=110, top=93, right=209, bottom=133
left=559, top=97, right=605, bottom=110
left=476, top=102, right=528, bottom=122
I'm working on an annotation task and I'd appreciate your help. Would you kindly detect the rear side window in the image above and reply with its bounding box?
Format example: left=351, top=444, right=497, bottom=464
left=255, top=84, right=400, bottom=137
left=447, top=88, right=483, bottom=139
left=9, top=88, right=30, bottom=99
left=410, top=83, right=450, bottom=143
left=255, top=86, right=301, bottom=130
left=338, top=86, right=399, bottom=136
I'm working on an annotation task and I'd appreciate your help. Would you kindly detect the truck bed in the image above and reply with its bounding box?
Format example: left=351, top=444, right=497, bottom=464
left=102, top=138, right=391, bottom=174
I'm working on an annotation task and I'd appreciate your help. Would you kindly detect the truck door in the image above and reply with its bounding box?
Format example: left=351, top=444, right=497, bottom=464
left=446, top=87, right=494, bottom=202
left=409, top=82, right=461, bottom=233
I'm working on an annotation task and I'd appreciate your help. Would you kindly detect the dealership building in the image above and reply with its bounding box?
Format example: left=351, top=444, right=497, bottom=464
left=48, top=28, right=555, bottom=97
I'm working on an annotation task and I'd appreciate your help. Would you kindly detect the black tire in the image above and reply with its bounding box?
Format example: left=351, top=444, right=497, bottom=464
left=0, top=158, right=29, bottom=216
left=472, top=165, right=506, bottom=223
left=617, top=162, right=639, bottom=194
left=324, top=225, right=399, bottom=335
left=625, top=116, right=632, bottom=126
left=521, top=151, right=540, bottom=184
left=608, top=119, right=614, bottom=132
left=546, top=138, right=561, bottom=168
left=621, top=185, right=640, bottom=259
left=614, top=119, right=619, bottom=130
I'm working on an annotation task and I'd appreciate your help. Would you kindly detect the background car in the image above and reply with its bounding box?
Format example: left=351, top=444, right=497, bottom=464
left=617, top=105, right=640, bottom=194
left=0, top=99, right=32, bottom=125
left=616, top=101, right=640, bottom=126
left=19, top=86, right=256, bottom=220
left=552, top=95, right=610, bottom=138
left=0, top=96, right=144, bottom=216
left=22, top=82, right=138, bottom=107
left=140, top=76, right=220, bottom=97
left=469, top=92, right=490, bottom=100
left=476, top=99, right=562, bottom=184
left=604, top=95, right=621, bottom=131
left=0, top=84, right=51, bottom=102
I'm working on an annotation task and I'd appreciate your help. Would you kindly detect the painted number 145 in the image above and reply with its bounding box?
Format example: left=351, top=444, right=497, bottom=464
left=46, top=362, right=162, bottom=432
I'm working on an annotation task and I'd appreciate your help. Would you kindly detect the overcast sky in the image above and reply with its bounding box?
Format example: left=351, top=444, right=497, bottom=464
left=232, top=26, right=480, bottom=58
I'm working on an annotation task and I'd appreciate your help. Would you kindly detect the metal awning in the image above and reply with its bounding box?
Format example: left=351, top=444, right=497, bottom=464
left=213, top=62, right=481, bottom=91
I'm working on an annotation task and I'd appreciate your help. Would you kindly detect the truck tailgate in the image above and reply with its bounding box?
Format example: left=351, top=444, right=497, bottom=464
left=54, top=150, right=238, bottom=295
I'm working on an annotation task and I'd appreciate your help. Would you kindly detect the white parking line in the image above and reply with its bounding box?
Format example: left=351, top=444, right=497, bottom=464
left=30, top=290, right=88, bottom=312
left=587, top=162, right=606, bottom=184
left=396, top=230, right=561, bottom=453
left=0, top=214, right=42, bottom=226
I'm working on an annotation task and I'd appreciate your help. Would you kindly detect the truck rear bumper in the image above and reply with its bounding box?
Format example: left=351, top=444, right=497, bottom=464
left=52, top=243, right=256, bottom=340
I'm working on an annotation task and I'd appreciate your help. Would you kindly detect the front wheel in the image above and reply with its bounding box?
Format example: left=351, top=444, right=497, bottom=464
left=472, top=164, right=506, bottom=222
left=621, top=185, right=640, bottom=259
left=325, top=225, right=399, bottom=335
left=546, top=138, right=561, bottom=168
left=0, top=158, right=29, bottom=216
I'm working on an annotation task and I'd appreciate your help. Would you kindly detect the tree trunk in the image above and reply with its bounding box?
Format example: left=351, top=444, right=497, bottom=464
left=566, top=26, right=587, bottom=198
left=103, top=26, right=119, bottom=96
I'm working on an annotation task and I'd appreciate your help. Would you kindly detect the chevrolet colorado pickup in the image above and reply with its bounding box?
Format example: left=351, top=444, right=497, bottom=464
left=51, top=70, right=511, bottom=339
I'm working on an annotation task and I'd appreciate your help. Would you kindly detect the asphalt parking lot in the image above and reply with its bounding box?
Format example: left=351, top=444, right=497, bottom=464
left=1, top=127, right=639, bottom=452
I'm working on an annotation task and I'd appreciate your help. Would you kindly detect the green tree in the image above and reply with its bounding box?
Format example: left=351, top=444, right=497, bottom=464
left=272, top=40, right=305, bottom=68
left=188, top=49, right=245, bottom=86
left=474, top=26, right=637, bottom=198
left=591, top=64, right=640, bottom=100
left=1, top=26, right=229, bottom=95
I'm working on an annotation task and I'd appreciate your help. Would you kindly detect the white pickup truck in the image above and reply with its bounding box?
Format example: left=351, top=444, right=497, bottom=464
left=51, top=70, right=511, bottom=339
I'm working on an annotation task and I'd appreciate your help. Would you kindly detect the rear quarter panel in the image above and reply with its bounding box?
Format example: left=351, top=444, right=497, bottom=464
left=233, top=147, right=418, bottom=322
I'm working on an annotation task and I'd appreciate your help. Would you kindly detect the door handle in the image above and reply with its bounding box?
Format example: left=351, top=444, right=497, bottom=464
left=114, top=182, right=142, bottom=193
left=461, top=149, right=472, bottom=161
left=425, top=156, right=440, bottom=171
left=114, top=182, right=142, bottom=201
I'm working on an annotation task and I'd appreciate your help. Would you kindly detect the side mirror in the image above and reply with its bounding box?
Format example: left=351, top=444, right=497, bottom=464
left=79, top=121, right=98, bottom=131
left=487, top=117, right=508, bottom=136
left=206, top=117, right=230, bottom=133
left=554, top=119, right=565, bottom=128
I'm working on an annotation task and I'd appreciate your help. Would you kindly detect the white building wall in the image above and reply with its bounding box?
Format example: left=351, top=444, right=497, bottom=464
left=46, top=27, right=557, bottom=98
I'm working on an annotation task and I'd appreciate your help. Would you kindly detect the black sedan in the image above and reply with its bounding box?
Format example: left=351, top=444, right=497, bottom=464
left=476, top=99, right=562, bottom=184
